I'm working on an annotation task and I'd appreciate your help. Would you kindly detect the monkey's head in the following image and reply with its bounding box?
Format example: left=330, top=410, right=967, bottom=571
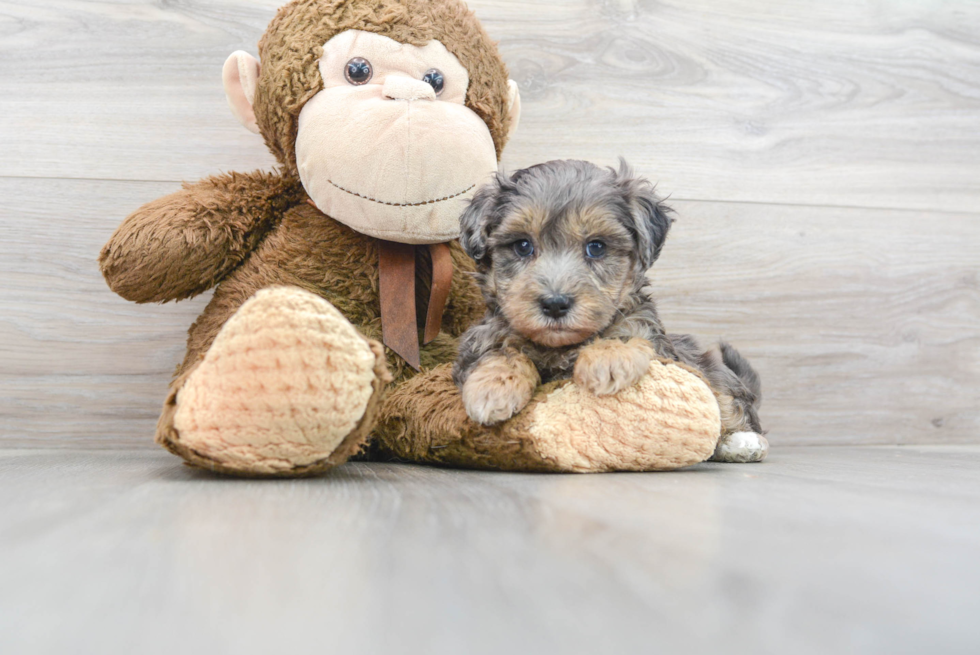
left=222, top=0, right=521, bottom=244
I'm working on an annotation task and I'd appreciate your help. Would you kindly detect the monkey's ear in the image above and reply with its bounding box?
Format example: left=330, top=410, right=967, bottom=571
left=459, top=179, right=504, bottom=263
left=615, top=159, right=673, bottom=270
left=222, top=51, right=261, bottom=135
left=507, top=80, right=522, bottom=140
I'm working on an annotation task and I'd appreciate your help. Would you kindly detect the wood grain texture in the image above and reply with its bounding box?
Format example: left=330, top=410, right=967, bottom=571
left=2, top=177, right=977, bottom=447
left=0, top=178, right=211, bottom=447
left=0, top=1, right=978, bottom=449
left=2, top=447, right=979, bottom=654
left=651, top=201, right=980, bottom=445
left=2, top=0, right=979, bottom=210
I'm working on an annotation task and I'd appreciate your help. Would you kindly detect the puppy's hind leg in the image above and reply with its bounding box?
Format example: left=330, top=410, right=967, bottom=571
left=711, top=430, right=769, bottom=463
left=711, top=391, right=768, bottom=462
left=700, top=341, right=768, bottom=463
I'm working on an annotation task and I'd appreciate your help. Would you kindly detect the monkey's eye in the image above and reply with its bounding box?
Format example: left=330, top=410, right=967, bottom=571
left=585, top=241, right=607, bottom=259
left=422, top=69, right=445, bottom=95
left=345, top=57, right=373, bottom=85
left=512, top=239, right=534, bottom=258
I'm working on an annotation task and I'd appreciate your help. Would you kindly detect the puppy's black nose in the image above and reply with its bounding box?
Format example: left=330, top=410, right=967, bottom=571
left=540, top=295, right=573, bottom=319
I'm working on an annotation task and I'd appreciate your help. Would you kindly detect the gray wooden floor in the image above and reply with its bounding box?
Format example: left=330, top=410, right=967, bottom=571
left=2, top=446, right=978, bottom=655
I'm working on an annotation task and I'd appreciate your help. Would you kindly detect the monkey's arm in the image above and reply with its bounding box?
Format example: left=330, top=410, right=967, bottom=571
left=99, top=170, right=305, bottom=303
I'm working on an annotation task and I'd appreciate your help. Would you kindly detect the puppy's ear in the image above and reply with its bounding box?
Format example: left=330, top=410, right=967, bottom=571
left=614, top=158, right=673, bottom=270
left=459, top=174, right=507, bottom=263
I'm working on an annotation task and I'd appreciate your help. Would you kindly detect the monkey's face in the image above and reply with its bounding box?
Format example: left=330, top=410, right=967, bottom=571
left=292, top=30, right=500, bottom=244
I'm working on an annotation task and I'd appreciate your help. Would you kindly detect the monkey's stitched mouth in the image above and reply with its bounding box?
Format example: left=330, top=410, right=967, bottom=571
left=327, top=179, right=476, bottom=207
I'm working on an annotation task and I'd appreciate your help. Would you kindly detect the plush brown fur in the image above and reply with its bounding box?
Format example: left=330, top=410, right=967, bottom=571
left=375, top=364, right=571, bottom=472
left=100, top=171, right=306, bottom=304
left=170, top=202, right=485, bottom=383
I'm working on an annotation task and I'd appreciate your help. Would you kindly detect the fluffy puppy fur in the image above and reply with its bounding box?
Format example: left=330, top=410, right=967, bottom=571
left=452, top=159, right=765, bottom=458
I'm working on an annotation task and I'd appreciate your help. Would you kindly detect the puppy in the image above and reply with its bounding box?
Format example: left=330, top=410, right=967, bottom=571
left=452, top=159, right=768, bottom=463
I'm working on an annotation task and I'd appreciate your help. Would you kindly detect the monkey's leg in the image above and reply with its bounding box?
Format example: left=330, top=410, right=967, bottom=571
left=375, top=360, right=721, bottom=473
left=156, top=287, right=390, bottom=477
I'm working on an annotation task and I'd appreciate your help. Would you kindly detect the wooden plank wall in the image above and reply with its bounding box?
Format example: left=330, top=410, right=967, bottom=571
left=1, top=0, right=978, bottom=448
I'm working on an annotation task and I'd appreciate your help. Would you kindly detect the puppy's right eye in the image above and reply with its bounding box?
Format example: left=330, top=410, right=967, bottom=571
left=585, top=241, right=607, bottom=259
left=345, top=57, right=373, bottom=85
left=512, top=239, right=534, bottom=258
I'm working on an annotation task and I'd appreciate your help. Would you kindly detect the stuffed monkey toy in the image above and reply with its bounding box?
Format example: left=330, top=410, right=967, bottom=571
left=99, top=0, right=723, bottom=476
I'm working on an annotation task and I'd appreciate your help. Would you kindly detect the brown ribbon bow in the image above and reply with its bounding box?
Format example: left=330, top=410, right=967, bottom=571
left=378, top=240, right=453, bottom=370
left=306, top=200, right=453, bottom=370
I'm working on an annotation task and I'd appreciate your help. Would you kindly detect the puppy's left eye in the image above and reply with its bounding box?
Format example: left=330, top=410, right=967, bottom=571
left=512, top=239, right=534, bottom=258
left=585, top=241, right=606, bottom=259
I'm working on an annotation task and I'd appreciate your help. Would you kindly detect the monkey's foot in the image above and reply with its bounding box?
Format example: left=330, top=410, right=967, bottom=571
left=521, top=360, right=722, bottom=471
left=709, top=431, right=769, bottom=463
left=159, top=287, right=389, bottom=476
left=377, top=359, right=722, bottom=473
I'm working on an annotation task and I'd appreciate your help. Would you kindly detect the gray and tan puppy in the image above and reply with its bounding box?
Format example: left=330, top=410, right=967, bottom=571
left=452, top=159, right=768, bottom=463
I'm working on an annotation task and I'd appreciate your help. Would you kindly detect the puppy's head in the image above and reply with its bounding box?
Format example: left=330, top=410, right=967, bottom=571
left=459, top=159, right=672, bottom=348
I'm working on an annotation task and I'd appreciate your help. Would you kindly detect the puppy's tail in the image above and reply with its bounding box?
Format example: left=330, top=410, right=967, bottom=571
left=719, top=341, right=761, bottom=407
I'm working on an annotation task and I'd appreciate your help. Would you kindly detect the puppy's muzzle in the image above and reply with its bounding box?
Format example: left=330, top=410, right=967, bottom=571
left=540, top=294, right=574, bottom=319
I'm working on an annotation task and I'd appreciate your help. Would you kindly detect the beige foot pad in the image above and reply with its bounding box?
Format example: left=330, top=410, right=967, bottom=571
left=525, top=359, right=721, bottom=472
left=165, top=287, right=386, bottom=476
left=375, top=359, right=721, bottom=473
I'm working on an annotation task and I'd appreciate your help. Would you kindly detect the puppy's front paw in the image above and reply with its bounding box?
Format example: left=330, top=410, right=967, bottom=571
left=574, top=338, right=654, bottom=396
left=461, top=353, right=540, bottom=425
